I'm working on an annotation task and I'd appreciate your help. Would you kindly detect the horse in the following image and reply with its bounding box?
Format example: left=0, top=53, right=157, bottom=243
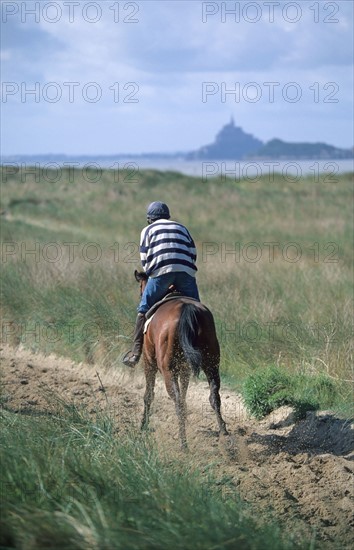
left=134, top=270, right=228, bottom=450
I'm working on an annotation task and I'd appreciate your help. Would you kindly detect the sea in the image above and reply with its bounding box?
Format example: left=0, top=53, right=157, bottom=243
left=100, top=158, right=354, bottom=179
left=2, top=158, right=353, bottom=181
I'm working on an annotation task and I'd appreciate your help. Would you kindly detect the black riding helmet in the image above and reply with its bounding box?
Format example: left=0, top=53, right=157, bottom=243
left=146, top=201, right=170, bottom=224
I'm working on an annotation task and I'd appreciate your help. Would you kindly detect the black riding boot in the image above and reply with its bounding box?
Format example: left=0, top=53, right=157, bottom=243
left=122, top=313, right=146, bottom=367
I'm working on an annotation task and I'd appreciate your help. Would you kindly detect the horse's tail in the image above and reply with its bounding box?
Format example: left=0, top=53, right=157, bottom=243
left=178, top=303, right=201, bottom=377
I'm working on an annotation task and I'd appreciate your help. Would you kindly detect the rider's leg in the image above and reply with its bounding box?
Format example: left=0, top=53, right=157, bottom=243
left=122, top=312, right=146, bottom=367
left=172, top=272, right=200, bottom=301
left=138, top=272, right=176, bottom=313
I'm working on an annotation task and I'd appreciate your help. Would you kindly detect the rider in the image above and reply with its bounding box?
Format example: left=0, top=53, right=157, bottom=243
left=122, top=201, right=200, bottom=367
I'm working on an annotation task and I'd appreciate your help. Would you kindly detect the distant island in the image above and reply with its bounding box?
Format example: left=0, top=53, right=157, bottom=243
left=2, top=118, right=353, bottom=163
left=187, top=118, right=353, bottom=161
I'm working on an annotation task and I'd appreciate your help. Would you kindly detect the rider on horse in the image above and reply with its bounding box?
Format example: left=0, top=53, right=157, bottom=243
left=122, top=201, right=200, bottom=367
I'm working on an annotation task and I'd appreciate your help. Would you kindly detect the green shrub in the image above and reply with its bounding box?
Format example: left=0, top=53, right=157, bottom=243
left=242, top=366, right=339, bottom=420
left=242, top=366, right=293, bottom=419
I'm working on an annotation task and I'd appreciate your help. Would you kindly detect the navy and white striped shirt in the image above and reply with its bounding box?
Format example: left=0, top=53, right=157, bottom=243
left=140, top=219, right=197, bottom=278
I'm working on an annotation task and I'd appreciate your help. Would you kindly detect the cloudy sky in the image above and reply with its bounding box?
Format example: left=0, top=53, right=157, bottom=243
left=1, top=0, right=353, bottom=155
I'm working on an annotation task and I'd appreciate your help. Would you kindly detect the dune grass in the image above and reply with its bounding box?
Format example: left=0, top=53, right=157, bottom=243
left=0, top=400, right=304, bottom=550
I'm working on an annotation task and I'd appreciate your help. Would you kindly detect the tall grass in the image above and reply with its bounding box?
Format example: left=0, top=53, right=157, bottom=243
left=0, top=403, right=304, bottom=550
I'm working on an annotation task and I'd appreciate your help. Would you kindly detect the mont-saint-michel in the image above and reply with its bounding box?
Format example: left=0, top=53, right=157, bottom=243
left=187, top=118, right=353, bottom=161
left=4, top=119, right=353, bottom=164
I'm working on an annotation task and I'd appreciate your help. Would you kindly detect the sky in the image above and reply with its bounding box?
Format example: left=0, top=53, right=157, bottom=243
left=1, top=0, right=353, bottom=155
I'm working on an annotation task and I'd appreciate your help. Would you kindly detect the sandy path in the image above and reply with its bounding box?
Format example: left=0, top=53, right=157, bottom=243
left=1, top=344, right=353, bottom=548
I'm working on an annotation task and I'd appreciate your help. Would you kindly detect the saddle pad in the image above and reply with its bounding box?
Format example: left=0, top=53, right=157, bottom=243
left=144, top=314, right=155, bottom=334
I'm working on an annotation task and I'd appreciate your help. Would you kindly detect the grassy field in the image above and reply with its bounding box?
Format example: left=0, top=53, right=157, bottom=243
left=1, top=167, right=352, bottom=409
left=1, top=166, right=353, bottom=548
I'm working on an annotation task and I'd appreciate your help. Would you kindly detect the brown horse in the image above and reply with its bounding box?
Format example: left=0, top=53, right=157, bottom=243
left=134, top=270, right=228, bottom=449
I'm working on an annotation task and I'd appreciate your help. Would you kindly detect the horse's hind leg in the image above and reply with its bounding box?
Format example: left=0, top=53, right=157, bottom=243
left=204, top=363, right=228, bottom=435
left=180, top=368, right=190, bottom=408
left=141, top=362, right=157, bottom=431
left=179, top=368, right=190, bottom=445
left=166, top=372, right=188, bottom=451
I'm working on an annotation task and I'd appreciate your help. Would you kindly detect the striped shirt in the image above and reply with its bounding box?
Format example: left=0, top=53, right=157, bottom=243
left=140, top=219, right=197, bottom=278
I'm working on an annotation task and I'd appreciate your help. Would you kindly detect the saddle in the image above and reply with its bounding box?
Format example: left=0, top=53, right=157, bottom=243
left=143, top=290, right=200, bottom=333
